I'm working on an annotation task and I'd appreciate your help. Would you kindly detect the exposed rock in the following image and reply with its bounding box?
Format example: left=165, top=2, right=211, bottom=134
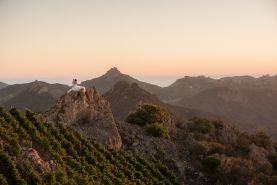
left=43, top=87, right=122, bottom=149
left=21, top=147, right=56, bottom=174
left=118, top=121, right=177, bottom=158
left=29, top=81, right=49, bottom=94
left=117, top=121, right=210, bottom=184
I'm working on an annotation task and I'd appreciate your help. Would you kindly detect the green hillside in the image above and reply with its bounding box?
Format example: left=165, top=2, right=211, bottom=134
left=0, top=107, right=181, bottom=185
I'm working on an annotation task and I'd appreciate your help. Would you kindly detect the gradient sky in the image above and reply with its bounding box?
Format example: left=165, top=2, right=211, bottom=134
left=1, top=0, right=277, bottom=86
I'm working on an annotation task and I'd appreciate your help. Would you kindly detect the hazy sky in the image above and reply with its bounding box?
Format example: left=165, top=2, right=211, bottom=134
left=1, top=0, right=277, bottom=86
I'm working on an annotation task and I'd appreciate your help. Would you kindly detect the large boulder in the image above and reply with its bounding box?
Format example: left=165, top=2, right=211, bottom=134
left=43, top=87, right=122, bottom=149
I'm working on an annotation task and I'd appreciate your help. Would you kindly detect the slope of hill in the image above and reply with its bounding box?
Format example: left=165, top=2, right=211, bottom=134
left=176, top=86, right=277, bottom=138
left=0, top=82, right=8, bottom=90
left=105, top=81, right=219, bottom=126
left=0, top=81, right=69, bottom=112
left=3, top=82, right=56, bottom=112
left=81, top=67, right=161, bottom=94
left=104, top=81, right=164, bottom=121
left=118, top=108, right=277, bottom=185
left=0, top=107, right=180, bottom=185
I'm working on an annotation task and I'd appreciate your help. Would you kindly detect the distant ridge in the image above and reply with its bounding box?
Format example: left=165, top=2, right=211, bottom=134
left=158, top=75, right=277, bottom=139
left=0, top=81, right=69, bottom=112
left=0, top=82, right=8, bottom=89
left=81, top=67, right=161, bottom=94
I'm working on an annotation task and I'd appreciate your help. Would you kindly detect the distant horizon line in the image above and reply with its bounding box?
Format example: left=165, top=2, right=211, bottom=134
left=1, top=69, right=276, bottom=87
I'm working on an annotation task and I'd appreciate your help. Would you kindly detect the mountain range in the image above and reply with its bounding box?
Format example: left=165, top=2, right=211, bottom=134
left=1, top=71, right=277, bottom=185
left=1, top=68, right=277, bottom=139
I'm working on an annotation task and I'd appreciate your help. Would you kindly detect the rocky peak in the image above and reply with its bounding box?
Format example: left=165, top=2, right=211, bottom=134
left=29, top=81, right=48, bottom=94
left=105, top=67, right=122, bottom=77
left=43, top=87, right=122, bottom=149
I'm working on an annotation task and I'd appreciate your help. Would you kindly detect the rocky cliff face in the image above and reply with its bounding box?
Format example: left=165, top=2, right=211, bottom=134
left=43, top=87, right=122, bottom=150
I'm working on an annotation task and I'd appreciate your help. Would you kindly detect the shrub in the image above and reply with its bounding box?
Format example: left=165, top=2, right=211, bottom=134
left=126, top=104, right=168, bottom=126
left=145, top=123, right=170, bottom=139
left=212, top=120, right=224, bottom=130
left=190, top=141, right=208, bottom=158
left=218, top=157, right=255, bottom=185
left=189, top=118, right=213, bottom=134
left=251, top=131, right=272, bottom=149
left=236, top=133, right=251, bottom=154
left=209, top=143, right=225, bottom=154
left=201, top=156, right=221, bottom=173
left=0, top=174, right=8, bottom=185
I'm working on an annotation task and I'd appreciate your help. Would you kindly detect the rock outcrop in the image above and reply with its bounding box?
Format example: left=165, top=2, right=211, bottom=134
left=43, top=87, right=122, bottom=150
left=21, top=147, right=56, bottom=174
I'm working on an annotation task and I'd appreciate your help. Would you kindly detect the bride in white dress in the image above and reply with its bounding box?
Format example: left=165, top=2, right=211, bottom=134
left=67, top=79, right=86, bottom=93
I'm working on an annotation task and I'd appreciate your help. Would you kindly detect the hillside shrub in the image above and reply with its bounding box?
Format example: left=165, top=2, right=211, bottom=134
left=189, top=118, right=213, bottom=134
left=145, top=123, right=170, bottom=139
left=251, top=131, right=272, bottom=149
left=126, top=104, right=168, bottom=126
left=0, top=174, right=8, bottom=185
left=201, top=156, right=221, bottom=173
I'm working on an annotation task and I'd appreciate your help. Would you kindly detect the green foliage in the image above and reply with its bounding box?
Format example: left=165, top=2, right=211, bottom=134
left=0, top=150, right=26, bottom=185
left=201, top=156, right=221, bottom=173
left=126, top=104, right=171, bottom=139
left=189, top=118, right=213, bottom=134
left=0, top=107, right=181, bottom=185
left=0, top=174, right=8, bottom=185
left=145, top=123, right=170, bottom=139
left=126, top=104, right=168, bottom=126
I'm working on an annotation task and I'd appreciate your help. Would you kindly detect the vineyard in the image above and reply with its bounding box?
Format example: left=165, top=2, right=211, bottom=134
left=0, top=107, right=182, bottom=185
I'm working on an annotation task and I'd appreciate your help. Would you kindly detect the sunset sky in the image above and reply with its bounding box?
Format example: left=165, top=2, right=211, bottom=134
left=1, top=0, right=277, bottom=86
